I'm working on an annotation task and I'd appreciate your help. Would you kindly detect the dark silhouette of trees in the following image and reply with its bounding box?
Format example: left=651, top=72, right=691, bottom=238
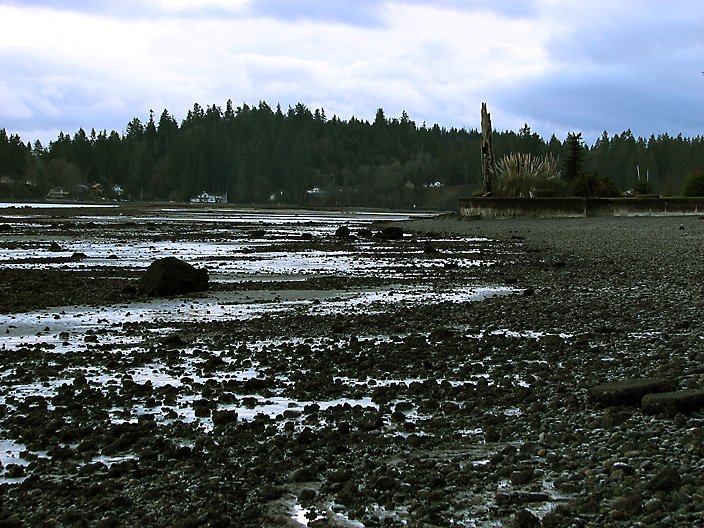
left=1, top=102, right=703, bottom=205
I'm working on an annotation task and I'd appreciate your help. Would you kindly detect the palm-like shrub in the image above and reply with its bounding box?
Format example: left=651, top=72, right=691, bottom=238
left=494, top=153, right=565, bottom=197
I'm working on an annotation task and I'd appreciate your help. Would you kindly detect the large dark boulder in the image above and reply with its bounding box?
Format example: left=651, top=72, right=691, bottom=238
left=141, top=257, right=208, bottom=296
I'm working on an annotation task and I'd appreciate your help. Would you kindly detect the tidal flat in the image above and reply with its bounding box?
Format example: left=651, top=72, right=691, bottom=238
left=0, top=204, right=703, bottom=527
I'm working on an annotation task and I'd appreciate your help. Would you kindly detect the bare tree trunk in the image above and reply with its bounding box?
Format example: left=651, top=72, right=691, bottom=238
left=481, top=102, right=496, bottom=196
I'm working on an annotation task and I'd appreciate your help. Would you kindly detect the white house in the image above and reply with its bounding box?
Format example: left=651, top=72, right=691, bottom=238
left=190, top=191, right=228, bottom=204
left=46, top=187, right=70, bottom=200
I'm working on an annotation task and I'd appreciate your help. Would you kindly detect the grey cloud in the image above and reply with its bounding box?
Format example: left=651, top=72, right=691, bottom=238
left=496, top=67, right=703, bottom=144
left=249, top=0, right=538, bottom=25
left=545, top=3, right=703, bottom=67
left=1, top=52, right=135, bottom=143
left=0, top=0, right=153, bottom=18
left=495, top=2, right=704, bottom=141
left=249, top=0, right=387, bottom=26
left=1, top=0, right=540, bottom=27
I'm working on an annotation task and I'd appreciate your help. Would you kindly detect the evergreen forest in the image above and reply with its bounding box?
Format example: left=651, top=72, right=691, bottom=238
left=1, top=100, right=703, bottom=209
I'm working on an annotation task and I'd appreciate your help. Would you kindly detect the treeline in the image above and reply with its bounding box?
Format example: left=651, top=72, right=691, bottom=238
left=1, top=101, right=703, bottom=207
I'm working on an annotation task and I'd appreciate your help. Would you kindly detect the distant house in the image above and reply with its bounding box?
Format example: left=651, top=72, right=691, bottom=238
left=190, top=191, right=228, bottom=204
left=47, top=187, right=70, bottom=200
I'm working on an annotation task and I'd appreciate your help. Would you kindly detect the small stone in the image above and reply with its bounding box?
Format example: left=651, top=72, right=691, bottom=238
left=644, top=498, right=664, bottom=513
left=358, top=411, right=383, bottom=431
left=511, top=508, right=540, bottom=528
left=212, top=410, right=238, bottom=426
left=510, top=468, right=535, bottom=486
left=611, top=492, right=642, bottom=516
left=298, top=489, right=317, bottom=503
left=646, top=466, right=682, bottom=491
left=258, top=485, right=285, bottom=500
left=327, top=469, right=352, bottom=484
left=289, top=467, right=316, bottom=483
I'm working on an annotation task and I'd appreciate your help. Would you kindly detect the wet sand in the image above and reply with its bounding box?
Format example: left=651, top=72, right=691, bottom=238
left=1, top=208, right=704, bottom=527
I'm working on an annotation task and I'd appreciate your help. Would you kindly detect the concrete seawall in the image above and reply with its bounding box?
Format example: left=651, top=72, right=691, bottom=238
left=458, top=197, right=704, bottom=218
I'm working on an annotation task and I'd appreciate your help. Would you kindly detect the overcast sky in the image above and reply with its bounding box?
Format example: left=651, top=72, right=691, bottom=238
left=1, top=0, right=702, bottom=147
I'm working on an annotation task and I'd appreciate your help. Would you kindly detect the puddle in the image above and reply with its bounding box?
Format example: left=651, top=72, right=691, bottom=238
left=0, top=285, right=517, bottom=347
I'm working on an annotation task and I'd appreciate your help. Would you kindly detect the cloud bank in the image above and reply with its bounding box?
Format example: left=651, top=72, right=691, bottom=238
left=1, top=0, right=702, bottom=147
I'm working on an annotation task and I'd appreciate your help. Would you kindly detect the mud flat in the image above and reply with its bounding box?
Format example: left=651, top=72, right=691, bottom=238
left=0, top=206, right=704, bottom=527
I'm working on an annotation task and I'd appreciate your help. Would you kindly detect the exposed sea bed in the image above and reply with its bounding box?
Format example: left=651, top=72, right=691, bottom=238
left=0, top=205, right=703, bottom=527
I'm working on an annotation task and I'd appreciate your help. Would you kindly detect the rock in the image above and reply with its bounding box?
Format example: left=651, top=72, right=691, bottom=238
left=193, top=401, right=212, bottom=417
left=646, top=466, right=682, bottom=491
left=611, top=492, right=642, bottom=516
left=289, top=466, right=317, bottom=483
left=162, top=332, right=186, bottom=348
left=375, top=226, right=404, bottom=240
left=407, top=434, right=423, bottom=447
left=587, top=378, right=677, bottom=406
left=429, top=327, right=454, bottom=342
left=298, top=488, right=317, bottom=503
left=258, top=485, right=286, bottom=500
left=497, top=492, right=550, bottom=506
left=335, top=225, right=351, bottom=237
left=5, top=464, right=26, bottom=478
left=373, top=476, right=399, bottom=492
left=358, top=411, right=383, bottom=431
left=212, top=410, right=238, bottom=426
left=327, top=469, right=352, bottom=484
left=601, top=410, right=631, bottom=429
left=511, top=508, right=541, bottom=528
left=510, top=468, right=535, bottom=486
left=644, top=497, right=664, bottom=513
left=641, top=389, right=704, bottom=416
left=140, top=257, right=208, bottom=296
left=395, top=401, right=414, bottom=413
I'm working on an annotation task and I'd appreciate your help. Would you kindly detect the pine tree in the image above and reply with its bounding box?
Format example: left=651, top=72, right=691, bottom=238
left=564, top=132, right=585, bottom=180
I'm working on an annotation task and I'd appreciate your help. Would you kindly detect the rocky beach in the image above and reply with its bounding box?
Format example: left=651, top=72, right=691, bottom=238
left=0, top=204, right=703, bottom=527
